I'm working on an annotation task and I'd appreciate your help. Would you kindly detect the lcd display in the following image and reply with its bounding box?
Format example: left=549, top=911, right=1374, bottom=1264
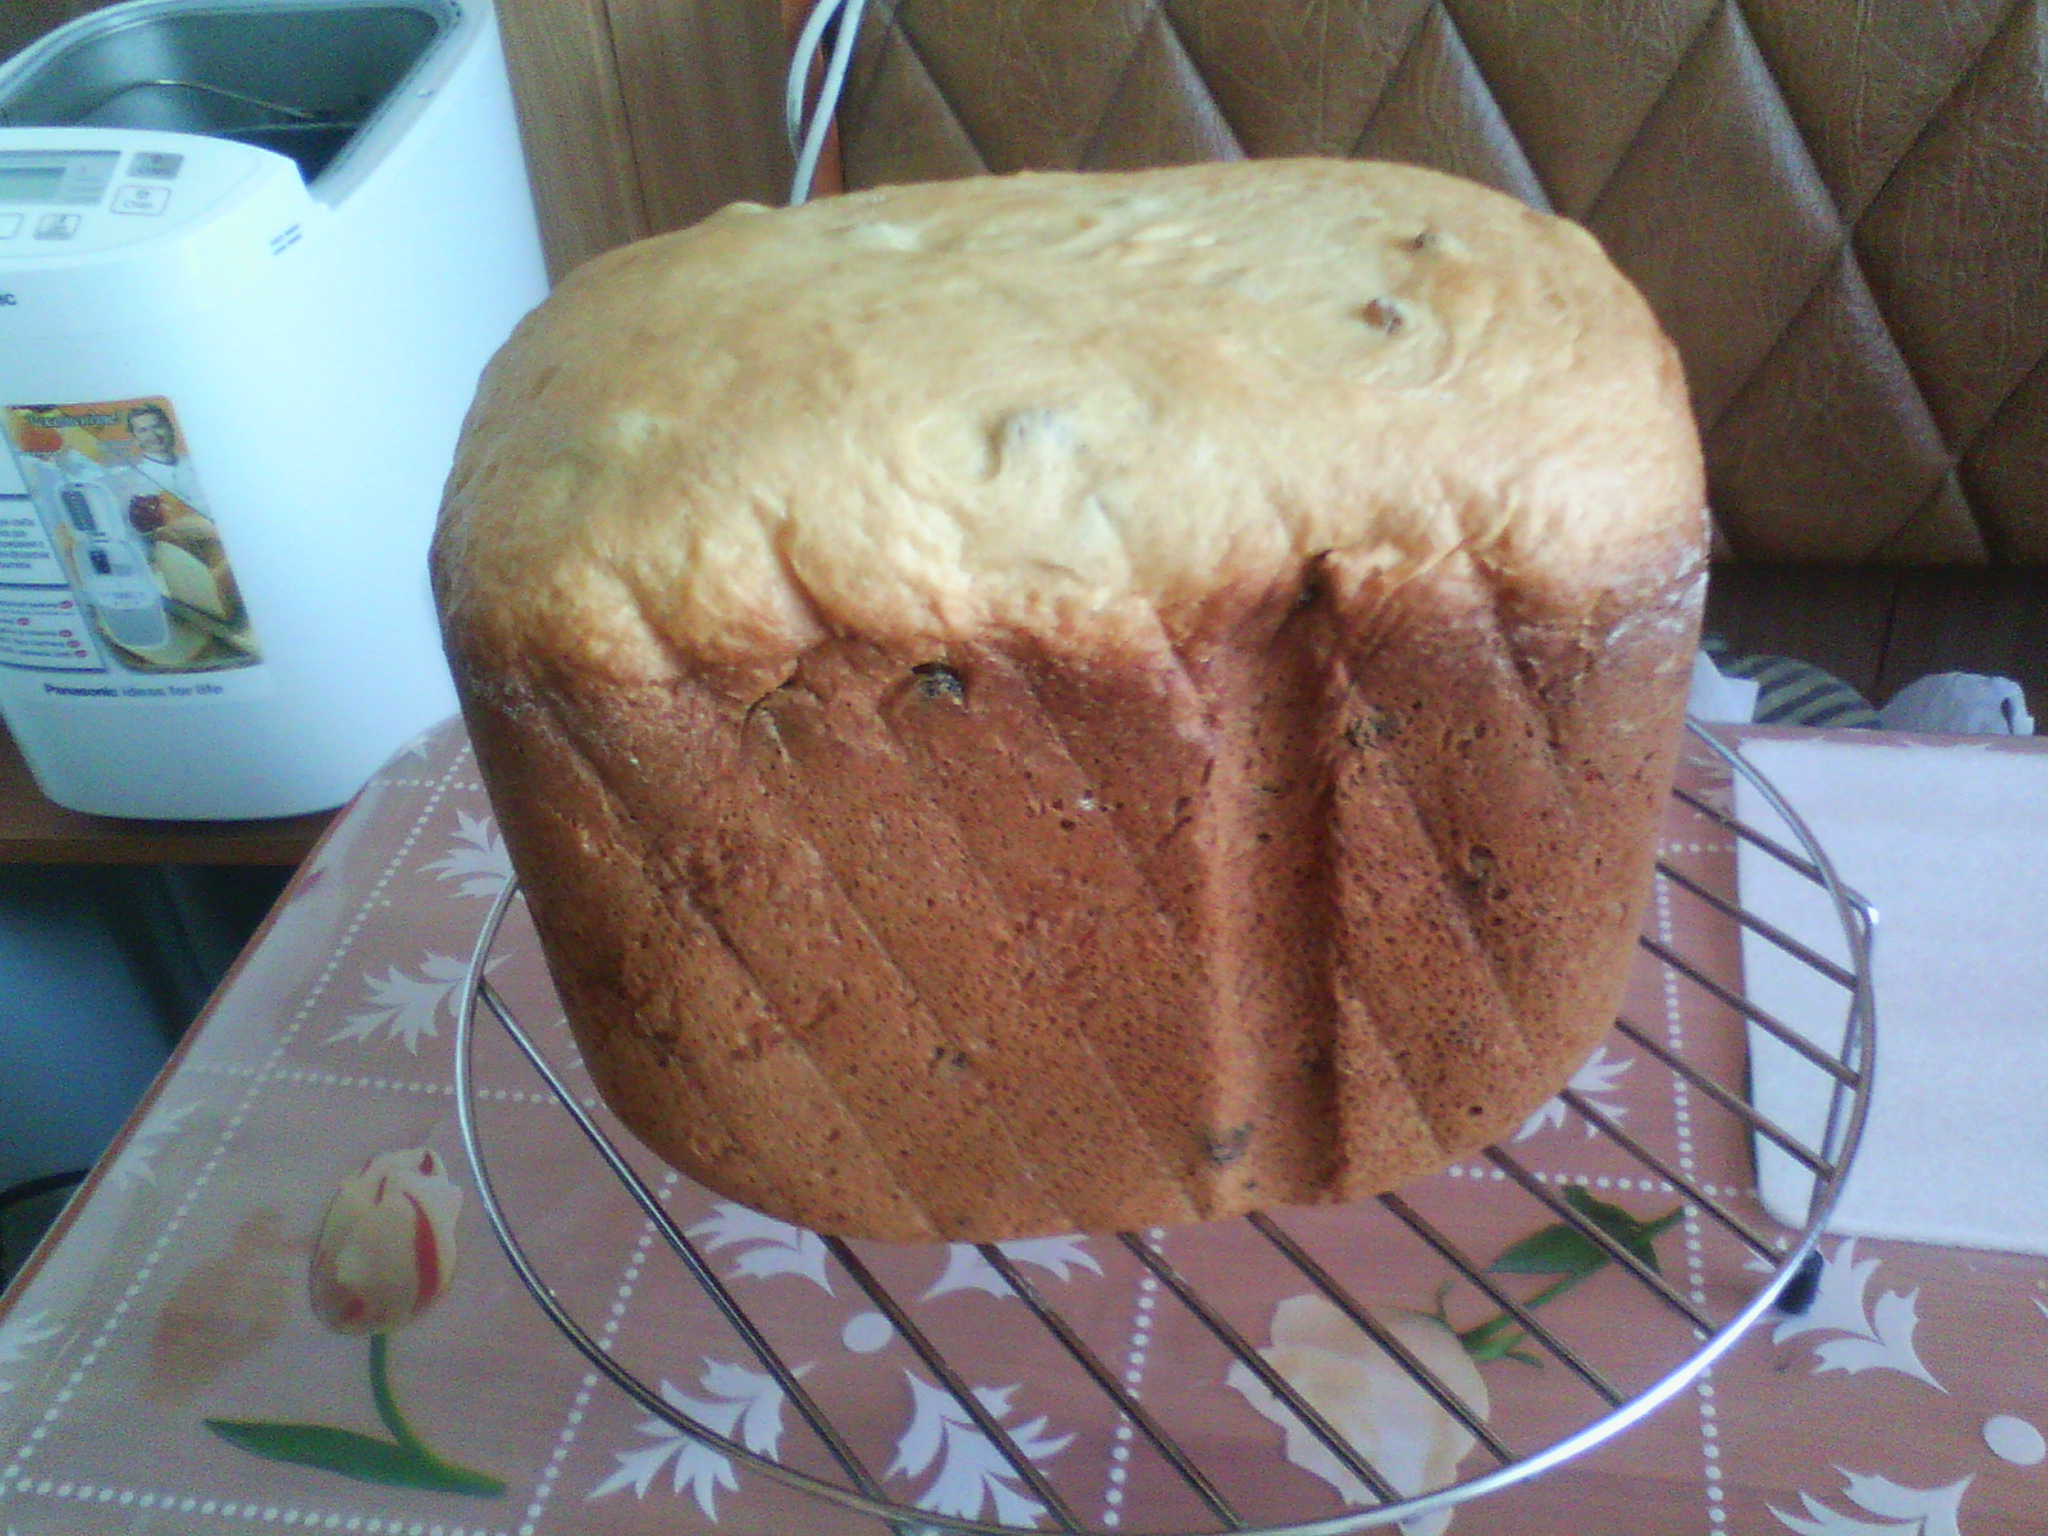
left=0, top=151, right=119, bottom=205
left=0, top=166, right=66, bottom=204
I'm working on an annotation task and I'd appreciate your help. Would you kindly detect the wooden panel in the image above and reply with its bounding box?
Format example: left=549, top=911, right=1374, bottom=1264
left=497, top=0, right=650, bottom=279
left=497, top=0, right=792, bottom=279
left=607, top=0, right=790, bottom=237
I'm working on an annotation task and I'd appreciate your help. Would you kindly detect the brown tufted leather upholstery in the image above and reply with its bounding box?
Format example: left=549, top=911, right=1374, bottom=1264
left=833, top=0, right=2048, bottom=568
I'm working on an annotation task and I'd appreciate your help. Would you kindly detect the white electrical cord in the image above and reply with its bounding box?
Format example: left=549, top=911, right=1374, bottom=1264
left=785, top=0, right=869, bottom=205
left=784, top=0, right=845, bottom=149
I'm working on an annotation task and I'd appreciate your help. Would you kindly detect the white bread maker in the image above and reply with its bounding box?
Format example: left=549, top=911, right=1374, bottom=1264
left=0, top=0, right=546, bottom=818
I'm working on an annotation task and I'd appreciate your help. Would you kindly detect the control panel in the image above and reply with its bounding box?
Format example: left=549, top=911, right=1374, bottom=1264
left=0, top=137, right=281, bottom=259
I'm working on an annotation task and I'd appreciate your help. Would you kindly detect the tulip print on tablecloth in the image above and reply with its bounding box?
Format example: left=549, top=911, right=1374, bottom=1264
left=205, top=1148, right=505, bottom=1498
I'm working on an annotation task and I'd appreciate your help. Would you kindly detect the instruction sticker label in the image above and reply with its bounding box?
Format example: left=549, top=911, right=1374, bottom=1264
left=0, top=396, right=270, bottom=701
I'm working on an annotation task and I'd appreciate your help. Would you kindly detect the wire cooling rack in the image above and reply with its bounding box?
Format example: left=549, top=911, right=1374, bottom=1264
left=453, top=722, right=1875, bottom=1535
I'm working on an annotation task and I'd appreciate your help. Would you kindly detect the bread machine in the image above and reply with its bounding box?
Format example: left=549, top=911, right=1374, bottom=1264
left=0, top=0, right=545, bottom=818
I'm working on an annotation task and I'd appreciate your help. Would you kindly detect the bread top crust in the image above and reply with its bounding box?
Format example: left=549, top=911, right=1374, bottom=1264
left=434, top=159, right=1705, bottom=695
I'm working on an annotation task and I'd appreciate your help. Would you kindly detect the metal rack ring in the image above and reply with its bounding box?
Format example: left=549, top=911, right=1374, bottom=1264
left=454, top=721, right=1876, bottom=1535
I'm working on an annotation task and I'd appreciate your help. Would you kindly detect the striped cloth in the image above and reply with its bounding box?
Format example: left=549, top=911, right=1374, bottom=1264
left=1704, top=641, right=1880, bottom=729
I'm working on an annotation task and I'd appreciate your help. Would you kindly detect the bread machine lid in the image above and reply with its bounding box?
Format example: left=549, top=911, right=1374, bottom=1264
left=0, top=0, right=468, bottom=205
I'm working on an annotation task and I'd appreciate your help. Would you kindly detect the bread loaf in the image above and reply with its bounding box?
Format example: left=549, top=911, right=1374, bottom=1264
left=433, top=160, right=1706, bottom=1243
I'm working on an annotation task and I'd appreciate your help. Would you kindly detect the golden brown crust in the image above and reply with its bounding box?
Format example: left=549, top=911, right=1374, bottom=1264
left=434, top=159, right=1701, bottom=695
left=437, top=159, right=1707, bottom=1242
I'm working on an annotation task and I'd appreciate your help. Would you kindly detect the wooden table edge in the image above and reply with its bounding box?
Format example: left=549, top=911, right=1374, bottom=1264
left=0, top=721, right=336, bottom=866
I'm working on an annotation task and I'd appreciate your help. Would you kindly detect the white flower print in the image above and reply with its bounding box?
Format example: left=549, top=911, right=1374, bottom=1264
left=423, top=810, right=512, bottom=899
left=686, top=1203, right=833, bottom=1292
left=589, top=1360, right=796, bottom=1518
left=1772, top=1239, right=1942, bottom=1390
left=0, top=1310, right=61, bottom=1396
left=1770, top=1470, right=1972, bottom=1536
left=328, top=953, right=470, bottom=1053
left=1227, top=1295, right=1490, bottom=1536
left=889, top=1372, right=1072, bottom=1527
left=108, top=1099, right=202, bottom=1190
left=921, top=1236, right=1103, bottom=1301
left=1515, top=1046, right=1632, bottom=1142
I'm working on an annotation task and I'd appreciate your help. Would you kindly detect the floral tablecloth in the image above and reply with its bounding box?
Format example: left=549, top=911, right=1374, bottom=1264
left=1, top=719, right=2043, bottom=1536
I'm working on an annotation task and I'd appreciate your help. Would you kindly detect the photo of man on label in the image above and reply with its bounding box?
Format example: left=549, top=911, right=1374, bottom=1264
left=125, top=403, right=200, bottom=505
left=111, top=402, right=247, bottom=642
